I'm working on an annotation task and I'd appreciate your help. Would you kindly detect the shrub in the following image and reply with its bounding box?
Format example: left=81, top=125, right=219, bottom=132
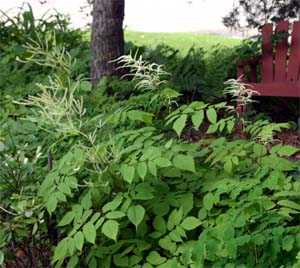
left=1, top=42, right=299, bottom=268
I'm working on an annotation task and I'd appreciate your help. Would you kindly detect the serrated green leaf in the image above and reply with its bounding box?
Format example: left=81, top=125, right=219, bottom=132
left=223, top=223, right=234, bottom=240
left=269, top=143, right=282, bottom=154
left=148, top=161, right=157, bottom=177
left=277, top=145, right=299, bottom=157
left=130, top=255, right=143, bottom=266
left=68, top=238, right=75, bottom=255
left=121, top=165, right=135, bottom=184
left=81, top=81, right=92, bottom=92
left=164, top=139, right=173, bottom=149
left=127, top=110, right=153, bottom=123
left=278, top=200, right=300, bottom=210
left=282, top=235, right=294, bottom=251
left=218, top=120, right=226, bottom=132
left=46, top=196, right=57, bottom=214
left=159, top=236, right=176, bottom=253
left=128, top=205, right=145, bottom=229
left=153, top=216, right=167, bottom=234
left=191, top=110, right=204, bottom=129
left=113, top=254, right=129, bottom=266
left=236, top=235, right=251, bottom=246
left=167, top=208, right=183, bottom=231
left=58, top=182, right=71, bottom=196
left=81, top=192, right=92, bottom=210
left=203, top=192, right=214, bottom=211
left=58, top=211, right=75, bottom=226
left=146, top=251, right=167, bottom=265
left=134, top=191, right=154, bottom=200
left=153, top=157, right=172, bottom=168
left=189, top=101, right=206, bottom=108
left=169, top=229, right=183, bottom=242
left=95, top=217, right=105, bottom=230
left=173, top=154, right=195, bottom=172
left=227, top=120, right=235, bottom=133
left=0, top=251, right=4, bottom=265
left=173, top=114, right=187, bottom=137
left=74, top=231, right=84, bottom=251
left=161, top=88, right=182, bottom=98
left=206, top=123, right=218, bottom=134
left=105, top=211, right=126, bottom=219
left=83, top=222, right=96, bottom=244
left=0, top=141, right=4, bottom=152
left=153, top=202, right=169, bottom=216
left=53, top=238, right=68, bottom=262
left=137, top=162, right=147, bottom=179
left=101, top=220, right=119, bottom=241
left=224, top=159, right=232, bottom=174
left=253, top=143, right=267, bottom=156
left=206, top=108, right=217, bottom=124
left=67, top=256, right=79, bottom=268
left=180, top=217, right=201, bottom=230
left=102, top=194, right=123, bottom=212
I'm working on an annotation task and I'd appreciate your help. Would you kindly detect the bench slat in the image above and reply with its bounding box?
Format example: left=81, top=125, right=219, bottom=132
left=247, top=82, right=300, bottom=97
left=261, top=23, right=274, bottom=83
left=274, top=21, right=289, bottom=81
left=287, top=21, right=300, bottom=82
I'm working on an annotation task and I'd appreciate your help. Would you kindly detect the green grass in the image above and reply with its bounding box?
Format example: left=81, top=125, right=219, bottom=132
left=125, top=31, right=242, bottom=56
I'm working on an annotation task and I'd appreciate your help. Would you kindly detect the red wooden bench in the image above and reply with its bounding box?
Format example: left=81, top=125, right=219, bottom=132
left=237, top=20, right=300, bottom=101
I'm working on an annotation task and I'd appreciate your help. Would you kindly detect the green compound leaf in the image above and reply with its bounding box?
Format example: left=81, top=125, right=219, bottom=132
left=128, top=205, right=145, bottom=229
left=101, top=220, right=119, bottom=241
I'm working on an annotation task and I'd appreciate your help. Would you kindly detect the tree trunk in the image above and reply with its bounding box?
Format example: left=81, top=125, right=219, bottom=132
left=91, top=0, right=125, bottom=87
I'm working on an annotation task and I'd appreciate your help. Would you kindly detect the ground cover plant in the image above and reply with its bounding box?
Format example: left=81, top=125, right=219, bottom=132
left=0, top=4, right=299, bottom=268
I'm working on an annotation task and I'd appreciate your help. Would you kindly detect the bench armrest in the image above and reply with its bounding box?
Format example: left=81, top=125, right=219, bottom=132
left=237, top=55, right=262, bottom=83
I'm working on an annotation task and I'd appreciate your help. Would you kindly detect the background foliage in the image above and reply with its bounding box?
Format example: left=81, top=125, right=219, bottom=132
left=0, top=3, right=299, bottom=268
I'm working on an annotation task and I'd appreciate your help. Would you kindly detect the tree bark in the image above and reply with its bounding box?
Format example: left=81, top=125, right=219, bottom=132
left=91, top=0, right=125, bottom=87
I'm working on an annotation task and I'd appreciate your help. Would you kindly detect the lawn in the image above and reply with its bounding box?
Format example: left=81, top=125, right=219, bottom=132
left=125, top=31, right=242, bottom=55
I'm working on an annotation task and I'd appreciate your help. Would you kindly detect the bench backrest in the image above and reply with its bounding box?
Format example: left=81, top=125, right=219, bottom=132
left=262, top=20, right=299, bottom=83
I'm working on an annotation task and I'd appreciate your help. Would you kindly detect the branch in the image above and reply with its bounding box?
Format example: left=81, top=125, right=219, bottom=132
left=0, top=205, right=18, bottom=216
